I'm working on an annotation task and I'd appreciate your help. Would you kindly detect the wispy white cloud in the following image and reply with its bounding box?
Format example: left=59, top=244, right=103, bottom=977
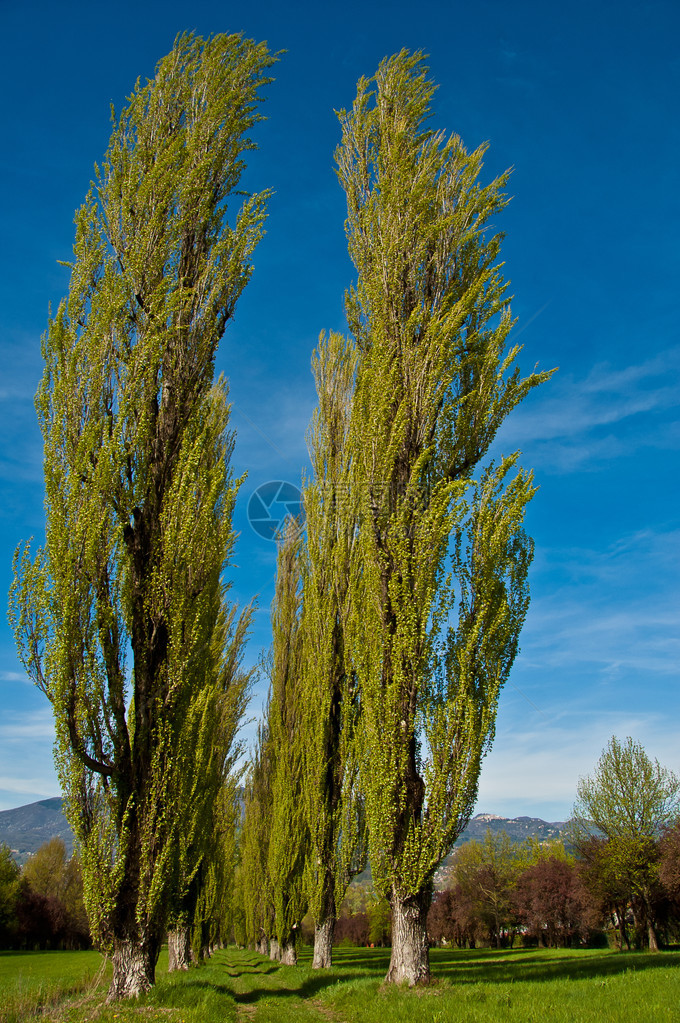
left=476, top=710, right=680, bottom=821
left=521, top=526, right=680, bottom=679
left=0, top=707, right=55, bottom=742
left=231, top=386, right=313, bottom=479
left=0, top=670, right=29, bottom=683
left=0, top=776, right=58, bottom=798
left=496, top=346, right=680, bottom=470
left=0, top=708, right=59, bottom=811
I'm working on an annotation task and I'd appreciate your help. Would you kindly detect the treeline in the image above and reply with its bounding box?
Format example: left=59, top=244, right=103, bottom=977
left=429, top=822, right=680, bottom=951
left=232, top=735, right=680, bottom=958
left=0, top=838, right=89, bottom=950
left=8, top=27, right=548, bottom=998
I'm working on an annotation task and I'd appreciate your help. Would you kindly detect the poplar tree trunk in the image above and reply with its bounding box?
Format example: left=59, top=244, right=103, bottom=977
left=108, top=935, right=156, bottom=1000
left=269, top=938, right=281, bottom=961
left=280, top=942, right=297, bottom=965
left=106, top=867, right=161, bottom=1000
left=312, top=915, right=335, bottom=968
left=167, top=927, right=192, bottom=971
left=385, top=890, right=430, bottom=986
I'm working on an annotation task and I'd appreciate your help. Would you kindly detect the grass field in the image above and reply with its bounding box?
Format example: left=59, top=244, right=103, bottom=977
left=2, top=945, right=680, bottom=1023
left=0, top=948, right=109, bottom=1022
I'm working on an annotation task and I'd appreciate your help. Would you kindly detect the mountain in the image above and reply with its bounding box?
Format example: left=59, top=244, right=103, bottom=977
left=456, top=812, right=566, bottom=846
left=429, top=813, right=568, bottom=886
left=0, top=797, right=73, bottom=865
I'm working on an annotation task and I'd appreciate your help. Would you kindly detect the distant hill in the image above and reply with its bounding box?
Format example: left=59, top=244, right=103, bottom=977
left=0, top=797, right=73, bottom=865
left=456, top=812, right=566, bottom=846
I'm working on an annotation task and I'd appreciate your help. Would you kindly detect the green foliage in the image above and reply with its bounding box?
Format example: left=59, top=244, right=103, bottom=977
left=266, top=523, right=309, bottom=950
left=570, top=736, right=680, bottom=950
left=240, top=715, right=273, bottom=947
left=22, top=838, right=69, bottom=900
left=572, top=737, right=680, bottom=843
left=9, top=31, right=274, bottom=982
left=300, top=331, right=365, bottom=933
left=452, top=831, right=523, bottom=945
left=367, top=895, right=392, bottom=946
left=0, top=843, right=20, bottom=942
left=336, top=49, right=553, bottom=914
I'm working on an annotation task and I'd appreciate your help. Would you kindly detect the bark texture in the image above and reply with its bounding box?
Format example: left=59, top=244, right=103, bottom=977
left=167, top=927, right=191, bottom=971
left=312, top=915, right=335, bottom=969
left=269, top=938, right=281, bottom=961
left=256, top=936, right=268, bottom=956
left=385, top=890, right=430, bottom=986
left=108, top=937, right=156, bottom=1000
left=280, top=941, right=297, bottom=965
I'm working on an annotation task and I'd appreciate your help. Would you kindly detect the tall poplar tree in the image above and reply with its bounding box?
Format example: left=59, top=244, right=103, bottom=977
left=266, top=523, right=308, bottom=964
left=300, top=331, right=365, bottom=968
left=337, top=51, right=553, bottom=984
left=167, top=596, right=252, bottom=971
left=9, top=33, right=274, bottom=998
left=240, top=714, right=274, bottom=955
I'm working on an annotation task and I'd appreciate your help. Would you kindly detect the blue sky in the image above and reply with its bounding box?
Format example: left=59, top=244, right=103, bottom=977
left=0, top=0, right=678, bottom=819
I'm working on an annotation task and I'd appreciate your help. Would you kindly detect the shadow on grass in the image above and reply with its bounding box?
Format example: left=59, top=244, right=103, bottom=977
left=157, top=943, right=680, bottom=1010
left=427, top=947, right=680, bottom=986
left=277, top=945, right=680, bottom=990
left=233, top=971, right=372, bottom=1005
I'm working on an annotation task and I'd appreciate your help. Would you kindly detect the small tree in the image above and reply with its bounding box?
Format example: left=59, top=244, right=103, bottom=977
left=22, top=838, right=69, bottom=900
left=17, top=838, right=89, bottom=950
left=337, top=50, right=552, bottom=983
left=10, top=33, right=274, bottom=997
left=513, top=855, right=592, bottom=948
left=453, top=832, right=522, bottom=948
left=570, top=736, right=680, bottom=951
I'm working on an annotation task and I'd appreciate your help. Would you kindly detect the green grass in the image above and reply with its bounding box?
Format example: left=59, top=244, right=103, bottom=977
left=2, top=945, right=680, bottom=1023
left=0, top=948, right=109, bottom=1022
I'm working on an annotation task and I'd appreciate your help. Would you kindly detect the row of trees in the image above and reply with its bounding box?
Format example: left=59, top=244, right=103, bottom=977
left=262, top=738, right=680, bottom=955
left=238, top=718, right=680, bottom=967
left=0, top=838, right=89, bottom=950
left=237, top=51, right=552, bottom=985
left=9, top=35, right=551, bottom=995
